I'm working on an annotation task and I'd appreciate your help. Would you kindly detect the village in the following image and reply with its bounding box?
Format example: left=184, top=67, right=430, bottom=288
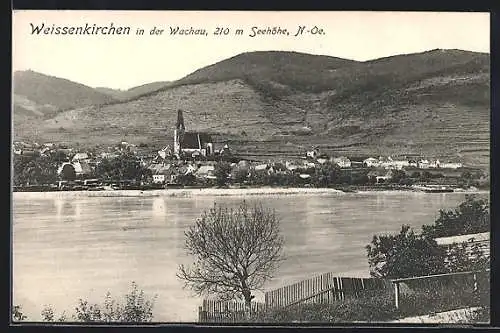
left=13, top=110, right=481, bottom=192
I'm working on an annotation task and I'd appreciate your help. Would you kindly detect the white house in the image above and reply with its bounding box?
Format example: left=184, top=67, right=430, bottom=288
left=304, top=161, right=317, bottom=169
left=385, top=160, right=410, bottom=170
left=332, top=156, right=352, bottom=168
left=285, top=161, right=300, bottom=171
left=429, top=160, right=441, bottom=168
left=100, top=152, right=119, bottom=159
left=367, top=169, right=394, bottom=183
left=153, top=174, right=166, bottom=184
left=184, top=164, right=197, bottom=175
left=254, top=164, right=269, bottom=172
left=363, top=157, right=379, bottom=168
left=418, top=159, right=430, bottom=169
left=195, top=165, right=216, bottom=179
left=157, top=145, right=172, bottom=160
left=316, top=157, right=329, bottom=165
left=148, top=163, right=173, bottom=184
left=440, top=162, right=463, bottom=169
left=72, top=152, right=89, bottom=162
left=379, top=162, right=392, bottom=169
left=306, top=147, right=320, bottom=160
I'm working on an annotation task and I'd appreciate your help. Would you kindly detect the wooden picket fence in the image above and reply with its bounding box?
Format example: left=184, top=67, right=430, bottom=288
left=198, top=273, right=391, bottom=322
left=198, top=299, right=266, bottom=323
left=265, top=273, right=391, bottom=309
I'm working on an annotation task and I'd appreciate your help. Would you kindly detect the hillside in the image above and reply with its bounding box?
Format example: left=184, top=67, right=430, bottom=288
left=96, top=81, right=172, bottom=100
left=94, top=87, right=122, bottom=98
left=13, top=70, right=116, bottom=120
left=13, top=50, right=490, bottom=169
left=172, top=51, right=358, bottom=93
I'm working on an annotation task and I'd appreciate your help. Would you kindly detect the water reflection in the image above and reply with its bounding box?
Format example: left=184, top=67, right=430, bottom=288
left=152, top=197, right=166, bottom=217
left=54, top=199, right=63, bottom=220
left=376, top=193, right=387, bottom=208
left=74, top=201, right=81, bottom=219
left=53, top=199, right=82, bottom=221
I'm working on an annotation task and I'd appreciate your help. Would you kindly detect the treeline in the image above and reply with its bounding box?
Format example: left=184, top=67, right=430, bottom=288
left=213, top=162, right=481, bottom=188
left=91, top=153, right=151, bottom=183
left=215, top=162, right=373, bottom=187
left=13, top=155, right=59, bottom=186
left=13, top=153, right=152, bottom=187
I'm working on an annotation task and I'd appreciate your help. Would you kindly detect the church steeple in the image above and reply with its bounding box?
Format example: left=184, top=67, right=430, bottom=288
left=173, top=109, right=185, bottom=156
left=176, top=109, right=185, bottom=133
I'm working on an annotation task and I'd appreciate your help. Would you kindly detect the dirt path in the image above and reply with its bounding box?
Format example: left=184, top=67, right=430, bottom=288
left=389, top=307, right=484, bottom=324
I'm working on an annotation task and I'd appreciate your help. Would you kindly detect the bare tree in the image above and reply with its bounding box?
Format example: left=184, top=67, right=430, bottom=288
left=177, top=201, right=284, bottom=316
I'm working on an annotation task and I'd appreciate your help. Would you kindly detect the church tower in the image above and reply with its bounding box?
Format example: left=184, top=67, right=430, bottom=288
left=173, top=109, right=185, bottom=155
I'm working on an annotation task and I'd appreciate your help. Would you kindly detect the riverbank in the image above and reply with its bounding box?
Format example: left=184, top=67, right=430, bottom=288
left=12, top=187, right=346, bottom=199
left=12, top=186, right=489, bottom=199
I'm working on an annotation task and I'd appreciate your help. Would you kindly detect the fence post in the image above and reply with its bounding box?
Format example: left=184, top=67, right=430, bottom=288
left=473, top=272, right=478, bottom=292
left=393, top=281, right=400, bottom=309
left=198, top=306, right=203, bottom=322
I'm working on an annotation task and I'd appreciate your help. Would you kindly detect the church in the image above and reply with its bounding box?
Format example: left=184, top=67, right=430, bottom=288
left=173, top=109, right=214, bottom=158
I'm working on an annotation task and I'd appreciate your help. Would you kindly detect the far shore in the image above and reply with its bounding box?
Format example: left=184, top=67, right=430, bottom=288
left=12, top=187, right=489, bottom=199
left=12, top=187, right=344, bottom=199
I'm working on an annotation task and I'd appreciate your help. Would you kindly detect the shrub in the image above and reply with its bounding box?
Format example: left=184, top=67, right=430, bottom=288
left=445, top=241, right=490, bottom=273
left=233, top=168, right=249, bottom=183
left=366, top=225, right=447, bottom=279
left=120, top=282, right=156, bottom=322
left=468, top=306, right=490, bottom=323
left=177, top=173, right=197, bottom=186
left=73, top=282, right=156, bottom=322
left=12, top=305, right=27, bottom=322
left=390, top=170, right=406, bottom=183
left=214, top=161, right=232, bottom=186
left=32, top=282, right=156, bottom=323
left=41, top=306, right=55, bottom=321
left=411, top=171, right=421, bottom=178
left=397, top=282, right=486, bottom=317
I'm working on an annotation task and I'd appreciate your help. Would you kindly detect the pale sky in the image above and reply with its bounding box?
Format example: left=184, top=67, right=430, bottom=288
left=12, top=11, right=490, bottom=90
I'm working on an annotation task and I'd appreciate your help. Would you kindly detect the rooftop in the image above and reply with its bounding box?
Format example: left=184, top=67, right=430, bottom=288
left=181, top=132, right=213, bottom=149
left=435, top=232, right=489, bottom=246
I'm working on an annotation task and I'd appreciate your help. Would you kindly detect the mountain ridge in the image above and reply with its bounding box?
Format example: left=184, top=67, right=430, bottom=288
left=13, top=70, right=116, bottom=120
left=95, top=81, right=172, bottom=100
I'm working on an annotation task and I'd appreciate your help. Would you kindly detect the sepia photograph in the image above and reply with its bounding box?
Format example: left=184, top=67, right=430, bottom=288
left=11, top=10, right=490, bottom=325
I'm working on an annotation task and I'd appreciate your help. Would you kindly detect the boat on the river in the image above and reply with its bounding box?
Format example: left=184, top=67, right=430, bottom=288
left=412, top=185, right=455, bottom=193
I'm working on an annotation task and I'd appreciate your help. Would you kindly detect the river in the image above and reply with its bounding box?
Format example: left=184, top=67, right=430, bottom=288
left=12, top=191, right=481, bottom=322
